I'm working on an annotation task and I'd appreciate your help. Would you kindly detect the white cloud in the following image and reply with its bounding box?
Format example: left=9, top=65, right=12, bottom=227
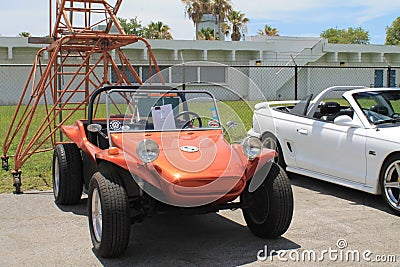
left=351, top=0, right=400, bottom=24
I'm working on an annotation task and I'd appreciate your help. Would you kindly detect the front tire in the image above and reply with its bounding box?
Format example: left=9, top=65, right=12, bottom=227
left=52, top=143, right=83, bottom=205
left=88, top=170, right=131, bottom=258
left=241, top=163, right=293, bottom=238
left=380, top=155, right=400, bottom=215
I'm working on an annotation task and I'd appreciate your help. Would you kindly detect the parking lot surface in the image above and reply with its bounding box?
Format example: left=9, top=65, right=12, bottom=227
left=0, top=175, right=398, bottom=266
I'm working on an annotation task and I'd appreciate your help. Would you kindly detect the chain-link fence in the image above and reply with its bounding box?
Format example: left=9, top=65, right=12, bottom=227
left=1, top=64, right=399, bottom=106
left=2, top=63, right=398, bottom=135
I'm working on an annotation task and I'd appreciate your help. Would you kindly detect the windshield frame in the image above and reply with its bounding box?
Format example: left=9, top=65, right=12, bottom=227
left=104, top=88, right=223, bottom=134
left=352, top=90, right=400, bottom=126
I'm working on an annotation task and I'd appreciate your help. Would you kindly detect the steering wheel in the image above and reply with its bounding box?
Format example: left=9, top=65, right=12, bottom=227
left=392, top=113, right=400, bottom=119
left=174, top=111, right=202, bottom=129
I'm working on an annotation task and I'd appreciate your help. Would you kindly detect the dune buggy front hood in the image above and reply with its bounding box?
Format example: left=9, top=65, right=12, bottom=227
left=111, top=130, right=249, bottom=184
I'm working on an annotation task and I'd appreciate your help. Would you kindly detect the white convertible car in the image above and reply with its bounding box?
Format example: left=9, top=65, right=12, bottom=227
left=248, top=86, right=400, bottom=215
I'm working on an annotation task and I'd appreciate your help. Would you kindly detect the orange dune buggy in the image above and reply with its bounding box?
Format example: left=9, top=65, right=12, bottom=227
left=52, top=85, right=293, bottom=258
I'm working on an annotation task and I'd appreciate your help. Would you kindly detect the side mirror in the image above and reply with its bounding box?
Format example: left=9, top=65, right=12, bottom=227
left=334, top=115, right=360, bottom=128
left=87, top=123, right=102, bottom=133
left=226, top=121, right=238, bottom=131
left=87, top=123, right=109, bottom=140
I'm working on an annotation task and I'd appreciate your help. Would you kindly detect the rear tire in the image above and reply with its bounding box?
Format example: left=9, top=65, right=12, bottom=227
left=242, top=163, right=293, bottom=238
left=52, top=143, right=83, bottom=205
left=88, top=169, right=130, bottom=258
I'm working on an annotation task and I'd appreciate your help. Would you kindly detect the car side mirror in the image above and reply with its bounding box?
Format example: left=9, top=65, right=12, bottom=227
left=334, top=115, right=360, bottom=128
left=87, top=123, right=102, bottom=133
left=226, top=121, right=238, bottom=131
left=88, top=123, right=109, bottom=140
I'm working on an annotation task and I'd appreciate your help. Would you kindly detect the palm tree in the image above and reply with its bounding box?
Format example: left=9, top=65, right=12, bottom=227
left=143, top=21, right=173, bottom=40
left=258, top=24, right=279, bottom=36
left=226, top=10, right=249, bottom=41
left=212, top=0, right=232, bottom=38
left=182, top=0, right=232, bottom=40
left=19, top=32, right=31, bottom=37
left=182, top=0, right=204, bottom=40
left=118, top=17, right=143, bottom=36
left=199, top=0, right=213, bottom=13
left=198, top=27, right=217, bottom=40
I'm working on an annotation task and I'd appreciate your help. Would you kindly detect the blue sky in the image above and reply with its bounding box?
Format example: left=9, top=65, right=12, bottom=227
left=1, top=0, right=399, bottom=44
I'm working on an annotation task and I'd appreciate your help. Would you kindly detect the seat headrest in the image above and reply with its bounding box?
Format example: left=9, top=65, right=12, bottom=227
left=370, top=105, right=389, bottom=116
left=320, top=102, right=340, bottom=114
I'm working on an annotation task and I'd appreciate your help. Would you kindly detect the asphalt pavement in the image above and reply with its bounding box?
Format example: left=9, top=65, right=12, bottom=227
left=0, top=175, right=398, bottom=266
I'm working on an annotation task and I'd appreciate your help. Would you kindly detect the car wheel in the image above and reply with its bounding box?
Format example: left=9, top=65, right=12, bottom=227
left=88, top=170, right=130, bottom=258
left=52, top=143, right=83, bottom=205
left=380, top=155, right=400, bottom=215
left=262, top=133, right=286, bottom=169
left=241, top=162, right=293, bottom=238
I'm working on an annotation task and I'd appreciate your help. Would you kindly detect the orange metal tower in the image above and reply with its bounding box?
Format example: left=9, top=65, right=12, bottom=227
left=2, top=0, right=163, bottom=193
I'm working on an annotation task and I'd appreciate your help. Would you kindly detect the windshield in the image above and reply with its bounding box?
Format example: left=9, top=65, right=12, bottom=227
left=105, top=89, right=222, bottom=132
left=353, top=90, right=400, bottom=125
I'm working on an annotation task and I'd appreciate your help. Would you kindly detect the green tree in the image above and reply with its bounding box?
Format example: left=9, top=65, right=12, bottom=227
left=198, top=27, right=218, bottom=40
left=386, top=17, right=400, bottom=45
left=182, top=0, right=205, bottom=40
left=226, top=10, right=249, bottom=41
left=19, top=32, right=31, bottom=37
left=321, top=27, right=370, bottom=44
left=143, top=21, right=173, bottom=40
left=118, top=17, right=143, bottom=36
left=182, top=0, right=233, bottom=40
left=258, top=24, right=279, bottom=36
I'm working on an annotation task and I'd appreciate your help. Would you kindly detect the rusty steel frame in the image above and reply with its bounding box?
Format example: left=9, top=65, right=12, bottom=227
left=2, top=0, right=164, bottom=193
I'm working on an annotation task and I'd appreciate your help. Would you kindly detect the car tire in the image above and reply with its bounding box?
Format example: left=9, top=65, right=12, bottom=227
left=380, top=155, right=400, bottom=215
left=52, top=143, right=83, bottom=205
left=241, top=162, right=293, bottom=238
left=262, top=132, right=287, bottom=170
left=88, top=169, right=130, bottom=258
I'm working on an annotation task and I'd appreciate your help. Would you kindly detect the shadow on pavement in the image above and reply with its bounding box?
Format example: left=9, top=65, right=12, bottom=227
left=96, top=212, right=300, bottom=266
left=289, top=173, right=394, bottom=215
left=56, top=196, right=88, bottom=216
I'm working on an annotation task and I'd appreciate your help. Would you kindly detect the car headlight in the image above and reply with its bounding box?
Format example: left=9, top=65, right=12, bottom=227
left=242, top=136, right=262, bottom=160
left=136, top=140, right=159, bottom=163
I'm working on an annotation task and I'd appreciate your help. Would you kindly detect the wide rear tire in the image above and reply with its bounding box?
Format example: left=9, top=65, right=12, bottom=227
left=52, top=143, right=83, bottom=205
left=241, top=162, right=293, bottom=238
left=88, top=169, right=130, bottom=258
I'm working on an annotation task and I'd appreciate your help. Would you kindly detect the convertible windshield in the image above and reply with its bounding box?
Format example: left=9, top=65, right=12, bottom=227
left=105, top=89, right=222, bottom=132
left=353, top=90, right=400, bottom=125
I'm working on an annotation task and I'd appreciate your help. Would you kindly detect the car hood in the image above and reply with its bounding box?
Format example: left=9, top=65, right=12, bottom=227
left=111, top=130, right=248, bottom=183
left=369, top=125, right=400, bottom=144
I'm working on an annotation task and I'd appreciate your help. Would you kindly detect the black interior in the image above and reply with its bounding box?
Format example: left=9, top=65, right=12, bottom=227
left=314, top=101, right=354, bottom=122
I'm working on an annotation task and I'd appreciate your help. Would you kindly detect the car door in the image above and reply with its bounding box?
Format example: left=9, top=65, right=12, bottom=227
left=293, top=119, right=367, bottom=184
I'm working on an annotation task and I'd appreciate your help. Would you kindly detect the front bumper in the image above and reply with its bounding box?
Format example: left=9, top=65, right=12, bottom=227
left=247, top=128, right=261, bottom=139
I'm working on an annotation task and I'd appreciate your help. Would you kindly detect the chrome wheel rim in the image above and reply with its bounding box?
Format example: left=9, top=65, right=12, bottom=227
left=91, top=188, right=103, bottom=242
left=53, top=158, right=60, bottom=198
left=263, top=137, right=279, bottom=164
left=383, top=160, right=400, bottom=211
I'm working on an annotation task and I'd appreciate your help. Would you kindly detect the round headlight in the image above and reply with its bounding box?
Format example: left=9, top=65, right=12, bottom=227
left=136, top=140, right=159, bottom=163
left=242, top=136, right=262, bottom=160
